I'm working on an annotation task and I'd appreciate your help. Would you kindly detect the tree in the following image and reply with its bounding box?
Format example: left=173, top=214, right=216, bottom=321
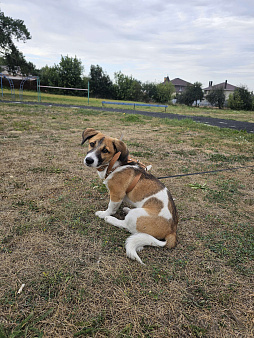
left=177, top=85, right=194, bottom=106
left=129, top=80, right=143, bottom=101
left=178, top=82, right=204, bottom=106
left=40, top=64, right=59, bottom=87
left=142, top=82, right=157, bottom=102
left=58, top=55, right=84, bottom=92
left=228, top=86, right=253, bottom=111
left=114, top=71, right=130, bottom=100
left=206, top=87, right=225, bottom=109
left=0, top=10, right=35, bottom=75
left=155, top=82, right=174, bottom=103
left=90, top=65, right=114, bottom=98
left=39, top=56, right=85, bottom=95
left=114, top=71, right=143, bottom=101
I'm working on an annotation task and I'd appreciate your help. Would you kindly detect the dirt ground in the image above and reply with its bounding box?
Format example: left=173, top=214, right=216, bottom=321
left=0, top=103, right=253, bottom=337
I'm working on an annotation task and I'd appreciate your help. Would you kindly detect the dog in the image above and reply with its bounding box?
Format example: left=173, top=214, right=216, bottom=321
left=81, top=128, right=178, bottom=264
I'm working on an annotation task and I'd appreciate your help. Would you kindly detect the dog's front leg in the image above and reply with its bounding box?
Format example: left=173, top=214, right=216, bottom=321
left=95, top=200, right=122, bottom=219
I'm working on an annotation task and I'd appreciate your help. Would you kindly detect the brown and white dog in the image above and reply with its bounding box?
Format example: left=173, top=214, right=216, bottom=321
left=81, top=128, right=178, bottom=264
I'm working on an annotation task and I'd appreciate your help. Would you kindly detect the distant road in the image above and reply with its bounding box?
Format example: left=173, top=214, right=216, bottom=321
left=4, top=100, right=254, bottom=133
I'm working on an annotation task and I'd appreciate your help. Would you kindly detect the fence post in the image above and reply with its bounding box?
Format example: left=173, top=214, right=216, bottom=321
left=37, top=77, right=41, bottom=102
left=88, top=81, right=89, bottom=105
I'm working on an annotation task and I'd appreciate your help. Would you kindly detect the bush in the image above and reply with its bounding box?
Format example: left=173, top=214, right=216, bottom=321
left=155, top=82, right=175, bottom=103
left=228, top=86, right=253, bottom=111
left=206, top=87, right=225, bottom=109
left=177, top=82, right=204, bottom=106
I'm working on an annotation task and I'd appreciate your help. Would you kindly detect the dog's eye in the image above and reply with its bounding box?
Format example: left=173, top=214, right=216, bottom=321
left=102, top=148, right=109, bottom=153
left=90, top=142, right=95, bottom=147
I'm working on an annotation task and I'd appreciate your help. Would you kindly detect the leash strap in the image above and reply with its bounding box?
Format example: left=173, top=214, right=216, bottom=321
left=157, top=164, right=254, bottom=180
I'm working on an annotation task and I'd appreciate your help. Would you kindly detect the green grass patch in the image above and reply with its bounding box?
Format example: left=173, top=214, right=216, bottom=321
left=2, top=87, right=254, bottom=122
left=197, top=222, right=253, bottom=275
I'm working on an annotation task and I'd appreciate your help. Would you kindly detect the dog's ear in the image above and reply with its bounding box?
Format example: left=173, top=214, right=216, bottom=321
left=113, top=139, right=129, bottom=163
left=81, top=128, right=99, bottom=145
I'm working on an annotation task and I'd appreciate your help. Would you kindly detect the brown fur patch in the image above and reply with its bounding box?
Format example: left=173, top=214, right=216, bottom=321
left=136, top=216, right=171, bottom=239
left=167, top=190, right=178, bottom=232
left=128, top=175, right=164, bottom=202
left=165, top=233, right=177, bottom=248
left=107, top=168, right=135, bottom=202
left=142, top=197, right=163, bottom=215
left=136, top=215, right=177, bottom=248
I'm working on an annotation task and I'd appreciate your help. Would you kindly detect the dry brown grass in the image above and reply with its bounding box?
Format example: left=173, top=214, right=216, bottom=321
left=0, top=103, right=253, bottom=337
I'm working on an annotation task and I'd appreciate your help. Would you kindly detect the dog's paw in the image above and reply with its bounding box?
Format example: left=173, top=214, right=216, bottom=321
left=123, top=207, right=131, bottom=214
left=95, top=210, right=108, bottom=219
left=104, top=216, right=114, bottom=223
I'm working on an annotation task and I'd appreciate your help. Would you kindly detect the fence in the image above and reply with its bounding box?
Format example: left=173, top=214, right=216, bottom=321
left=102, top=101, right=168, bottom=111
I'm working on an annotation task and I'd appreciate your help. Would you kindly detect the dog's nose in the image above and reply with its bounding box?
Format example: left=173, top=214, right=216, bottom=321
left=85, top=157, right=94, bottom=165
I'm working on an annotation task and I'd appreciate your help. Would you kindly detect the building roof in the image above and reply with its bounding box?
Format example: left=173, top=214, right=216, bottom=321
left=170, top=78, right=192, bottom=86
left=0, top=66, right=36, bottom=81
left=204, top=81, right=237, bottom=91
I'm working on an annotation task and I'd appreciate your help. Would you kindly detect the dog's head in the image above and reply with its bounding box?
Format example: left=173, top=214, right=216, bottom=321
left=81, top=128, right=129, bottom=168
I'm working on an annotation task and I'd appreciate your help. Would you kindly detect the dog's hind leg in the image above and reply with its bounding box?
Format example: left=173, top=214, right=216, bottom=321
left=105, top=216, right=128, bottom=230
left=106, top=208, right=148, bottom=233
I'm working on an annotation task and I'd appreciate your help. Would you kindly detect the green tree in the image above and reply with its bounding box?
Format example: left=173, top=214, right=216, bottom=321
left=114, top=71, right=130, bottom=100
left=178, top=82, right=204, bottom=106
left=155, top=82, right=174, bottom=103
left=40, top=64, right=59, bottom=87
left=177, top=85, right=194, bottom=106
left=114, top=71, right=143, bottom=101
left=191, top=82, right=204, bottom=106
left=58, top=55, right=84, bottom=92
left=206, top=87, right=225, bottom=109
left=40, top=56, right=85, bottom=95
left=142, top=82, right=157, bottom=102
left=0, top=10, right=35, bottom=75
left=90, top=65, right=114, bottom=98
left=129, top=79, right=143, bottom=101
left=228, top=86, right=253, bottom=111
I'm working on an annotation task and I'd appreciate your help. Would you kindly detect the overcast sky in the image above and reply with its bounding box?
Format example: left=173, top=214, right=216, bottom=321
left=1, top=0, right=254, bottom=90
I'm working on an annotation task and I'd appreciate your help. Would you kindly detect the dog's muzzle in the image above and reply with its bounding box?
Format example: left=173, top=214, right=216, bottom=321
left=85, top=156, right=94, bottom=166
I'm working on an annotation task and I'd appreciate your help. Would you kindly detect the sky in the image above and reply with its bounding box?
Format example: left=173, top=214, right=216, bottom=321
left=1, top=0, right=254, bottom=91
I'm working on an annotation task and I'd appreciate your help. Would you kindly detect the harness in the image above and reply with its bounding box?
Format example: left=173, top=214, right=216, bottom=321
left=97, top=151, right=147, bottom=193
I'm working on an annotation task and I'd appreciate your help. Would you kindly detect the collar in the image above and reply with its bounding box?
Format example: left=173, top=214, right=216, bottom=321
left=97, top=151, right=121, bottom=178
left=97, top=152, right=147, bottom=193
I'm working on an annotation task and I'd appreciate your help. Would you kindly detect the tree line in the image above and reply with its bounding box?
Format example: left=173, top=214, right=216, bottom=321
left=40, top=58, right=176, bottom=103
left=1, top=9, right=254, bottom=110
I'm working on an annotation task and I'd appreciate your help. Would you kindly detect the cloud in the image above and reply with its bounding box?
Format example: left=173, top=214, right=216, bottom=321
left=1, top=0, right=254, bottom=90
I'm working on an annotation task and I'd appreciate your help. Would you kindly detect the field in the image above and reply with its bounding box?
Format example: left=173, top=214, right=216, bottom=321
left=1, top=88, right=254, bottom=123
left=0, top=101, right=253, bottom=337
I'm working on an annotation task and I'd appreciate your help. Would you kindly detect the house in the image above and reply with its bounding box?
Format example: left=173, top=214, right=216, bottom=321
left=163, top=76, right=192, bottom=93
left=203, top=80, right=238, bottom=99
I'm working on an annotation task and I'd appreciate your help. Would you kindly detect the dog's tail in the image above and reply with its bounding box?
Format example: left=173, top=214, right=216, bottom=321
left=125, top=233, right=166, bottom=265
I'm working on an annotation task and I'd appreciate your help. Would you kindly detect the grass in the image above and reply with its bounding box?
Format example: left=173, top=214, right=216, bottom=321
left=0, top=100, right=253, bottom=337
left=1, top=87, right=254, bottom=122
